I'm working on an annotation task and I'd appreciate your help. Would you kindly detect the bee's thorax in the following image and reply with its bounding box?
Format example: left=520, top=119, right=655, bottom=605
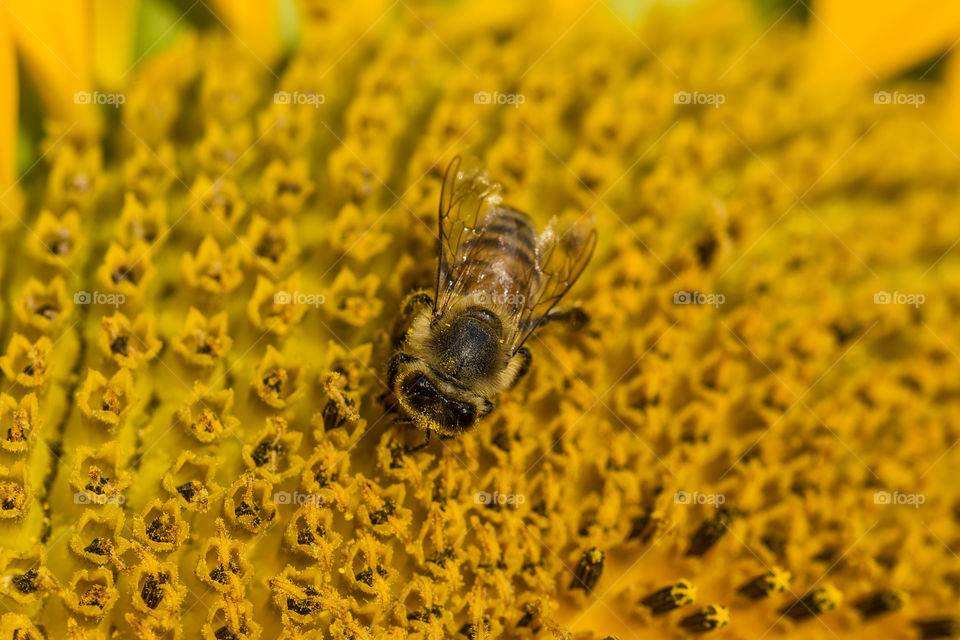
left=433, top=307, right=504, bottom=380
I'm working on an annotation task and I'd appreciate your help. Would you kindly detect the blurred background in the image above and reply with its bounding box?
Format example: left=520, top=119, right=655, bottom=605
left=4, top=0, right=960, bottom=191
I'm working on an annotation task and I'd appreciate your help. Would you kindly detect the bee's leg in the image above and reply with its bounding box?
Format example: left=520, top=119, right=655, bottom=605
left=393, top=290, right=434, bottom=347
left=540, top=306, right=590, bottom=331
left=507, top=346, right=533, bottom=389
left=404, top=427, right=433, bottom=453
left=401, top=290, right=434, bottom=317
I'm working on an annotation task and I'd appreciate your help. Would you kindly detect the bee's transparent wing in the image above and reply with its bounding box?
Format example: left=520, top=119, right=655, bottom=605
left=509, top=217, right=597, bottom=354
left=435, top=155, right=503, bottom=313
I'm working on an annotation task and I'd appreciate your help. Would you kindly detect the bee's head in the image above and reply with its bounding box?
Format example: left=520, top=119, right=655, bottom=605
left=391, top=358, right=493, bottom=435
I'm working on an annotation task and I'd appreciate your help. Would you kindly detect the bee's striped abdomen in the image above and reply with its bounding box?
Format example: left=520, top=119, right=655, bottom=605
left=458, top=206, right=540, bottom=314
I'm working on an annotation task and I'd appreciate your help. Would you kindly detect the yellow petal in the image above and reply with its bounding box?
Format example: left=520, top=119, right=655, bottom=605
left=208, top=0, right=282, bottom=67
left=2, top=0, right=93, bottom=118
left=941, top=49, right=960, bottom=138
left=808, top=0, right=960, bottom=81
left=92, top=0, right=139, bottom=90
left=0, top=12, right=16, bottom=205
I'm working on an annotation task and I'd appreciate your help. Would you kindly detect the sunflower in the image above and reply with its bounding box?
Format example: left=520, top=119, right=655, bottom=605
left=0, top=1, right=959, bottom=639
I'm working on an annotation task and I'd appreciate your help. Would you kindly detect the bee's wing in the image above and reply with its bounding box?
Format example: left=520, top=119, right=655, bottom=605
left=435, top=155, right=503, bottom=313
left=509, top=216, right=597, bottom=354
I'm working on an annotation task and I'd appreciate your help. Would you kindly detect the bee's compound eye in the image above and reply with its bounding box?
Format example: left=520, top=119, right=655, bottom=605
left=447, top=401, right=476, bottom=430
left=403, top=375, right=442, bottom=415
left=407, top=374, right=436, bottom=399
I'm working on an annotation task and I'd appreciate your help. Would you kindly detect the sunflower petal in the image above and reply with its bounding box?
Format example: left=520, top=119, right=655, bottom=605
left=208, top=0, right=283, bottom=66
left=808, top=0, right=960, bottom=81
left=92, top=0, right=139, bottom=90
left=2, top=0, right=93, bottom=117
left=0, top=12, right=17, bottom=220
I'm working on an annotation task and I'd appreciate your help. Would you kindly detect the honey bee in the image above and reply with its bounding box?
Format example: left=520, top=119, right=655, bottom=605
left=387, top=156, right=596, bottom=438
